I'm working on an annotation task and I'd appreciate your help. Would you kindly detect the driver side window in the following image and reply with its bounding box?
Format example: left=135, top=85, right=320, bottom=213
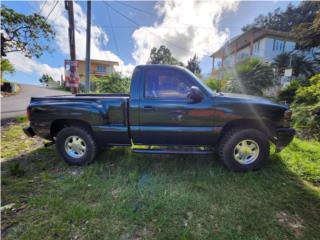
left=144, top=69, right=191, bottom=99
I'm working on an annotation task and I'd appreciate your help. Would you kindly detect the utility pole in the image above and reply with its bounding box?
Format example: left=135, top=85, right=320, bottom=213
left=85, top=0, right=91, bottom=92
left=65, top=0, right=77, bottom=94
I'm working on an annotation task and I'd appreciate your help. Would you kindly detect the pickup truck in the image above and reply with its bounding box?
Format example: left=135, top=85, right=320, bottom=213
left=23, top=65, right=295, bottom=171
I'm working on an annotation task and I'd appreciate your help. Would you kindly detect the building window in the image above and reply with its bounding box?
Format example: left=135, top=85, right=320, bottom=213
left=96, top=65, right=106, bottom=72
left=273, top=39, right=286, bottom=51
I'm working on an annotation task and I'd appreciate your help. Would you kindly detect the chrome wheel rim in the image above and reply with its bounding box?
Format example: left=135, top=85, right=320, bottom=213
left=233, top=139, right=259, bottom=165
left=64, top=136, right=86, bottom=158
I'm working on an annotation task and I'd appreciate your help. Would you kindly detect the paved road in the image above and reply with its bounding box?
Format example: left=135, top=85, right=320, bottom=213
left=1, top=84, right=70, bottom=120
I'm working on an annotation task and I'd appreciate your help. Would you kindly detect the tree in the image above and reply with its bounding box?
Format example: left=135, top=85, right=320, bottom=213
left=272, top=53, right=291, bottom=75
left=1, top=59, right=15, bottom=80
left=39, top=74, right=54, bottom=85
left=147, top=45, right=183, bottom=65
left=292, top=12, right=320, bottom=50
left=273, top=53, right=315, bottom=79
left=242, top=2, right=320, bottom=32
left=227, top=58, right=274, bottom=96
left=1, top=5, right=55, bottom=58
left=186, top=55, right=201, bottom=75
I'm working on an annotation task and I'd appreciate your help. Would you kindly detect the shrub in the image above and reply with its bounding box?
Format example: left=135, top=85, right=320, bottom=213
left=291, top=74, right=320, bottom=140
left=92, top=73, right=131, bottom=94
left=220, top=58, right=275, bottom=96
left=205, top=78, right=227, bottom=92
left=277, top=80, right=300, bottom=104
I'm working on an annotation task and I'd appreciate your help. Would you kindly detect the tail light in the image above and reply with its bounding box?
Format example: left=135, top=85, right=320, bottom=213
left=284, top=109, right=292, bottom=121
left=26, top=106, right=31, bottom=121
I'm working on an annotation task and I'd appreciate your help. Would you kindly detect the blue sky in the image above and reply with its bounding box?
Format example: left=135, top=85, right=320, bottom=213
left=3, top=0, right=298, bottom=85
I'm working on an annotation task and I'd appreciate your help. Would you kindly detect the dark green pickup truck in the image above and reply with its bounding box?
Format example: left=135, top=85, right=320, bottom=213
left=24, top=65, right=295, bottom=171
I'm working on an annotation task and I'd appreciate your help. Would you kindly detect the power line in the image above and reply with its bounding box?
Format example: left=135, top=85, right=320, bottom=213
left=114, top=1, right=215, bottom=30
left=106, top=3, right=120, bottom=55
left=45, top=1, right=59, bottom=21
left=103, top=2, right=195, bottom=55
left=38, top=1, right=47, bottom=15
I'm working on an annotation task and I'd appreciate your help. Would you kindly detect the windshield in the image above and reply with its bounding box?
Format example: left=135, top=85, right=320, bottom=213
left=183, top=68, right=216, bottom=96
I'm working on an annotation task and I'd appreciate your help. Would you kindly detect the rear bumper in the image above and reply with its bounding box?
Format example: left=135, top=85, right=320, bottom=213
left=274, top=128, right=295, bottom=152
left=23, top=126, right=35, bottom=137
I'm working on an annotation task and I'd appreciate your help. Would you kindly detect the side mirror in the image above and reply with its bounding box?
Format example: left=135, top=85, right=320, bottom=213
left=188, top=86, right=203, bottom=103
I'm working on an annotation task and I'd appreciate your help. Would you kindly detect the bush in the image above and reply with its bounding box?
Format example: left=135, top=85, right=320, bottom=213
left=205, top=78, right=226, bottom=92
left=91, top=73, right=130, bottom=94
left=218, top=58, right=275, bottom=96
left=277, top=80, right=300, bottom=104
left=291, top=74, right=320, bottom=140
left=294, top=74, right=320, bottom=105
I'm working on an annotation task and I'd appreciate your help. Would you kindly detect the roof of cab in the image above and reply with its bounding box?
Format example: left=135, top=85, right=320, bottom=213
left=135, top=64, right=186, bottom=71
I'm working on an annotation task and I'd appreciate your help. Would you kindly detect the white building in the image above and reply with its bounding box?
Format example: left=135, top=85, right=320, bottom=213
left=211, top=29, right=301, bottom=72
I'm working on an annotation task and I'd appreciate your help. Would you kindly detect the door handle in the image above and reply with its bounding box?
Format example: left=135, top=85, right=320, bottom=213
left=143, top=106, right=154, bottom=112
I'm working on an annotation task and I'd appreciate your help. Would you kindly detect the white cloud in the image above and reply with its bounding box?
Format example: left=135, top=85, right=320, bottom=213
left=7, top=52, right=64, bottom=81
left=41, top=1, right=133, bottom=77
left=132, top=0, right=239, bottom=64
left=8, top=0, right=134, bottom=81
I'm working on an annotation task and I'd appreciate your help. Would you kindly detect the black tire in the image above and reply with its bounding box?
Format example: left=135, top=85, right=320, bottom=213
left=218, top=128, right=270, bottom=171
left=55, top=126, right=97, bottom=165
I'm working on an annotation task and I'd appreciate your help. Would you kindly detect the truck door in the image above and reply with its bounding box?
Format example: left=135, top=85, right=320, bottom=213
left=136, top=67, right=217, bottom=145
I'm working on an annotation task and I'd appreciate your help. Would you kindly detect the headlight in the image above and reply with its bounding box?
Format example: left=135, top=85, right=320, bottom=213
left=284, top=109, right=292, bottom=121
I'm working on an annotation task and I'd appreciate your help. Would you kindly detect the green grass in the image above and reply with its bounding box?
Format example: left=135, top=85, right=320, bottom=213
left=1, top=121, right=320, bottom=240
left=1, top=117, right=41, bottom=160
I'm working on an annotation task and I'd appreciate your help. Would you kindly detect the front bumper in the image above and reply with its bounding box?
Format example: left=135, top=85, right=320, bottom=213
left=274, top=128, right=295, bottom=152
left=23, top=126, right=35, bottom=137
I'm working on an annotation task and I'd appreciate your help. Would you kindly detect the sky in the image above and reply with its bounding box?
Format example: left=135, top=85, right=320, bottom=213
left=3, top=0, right=299, bottom=85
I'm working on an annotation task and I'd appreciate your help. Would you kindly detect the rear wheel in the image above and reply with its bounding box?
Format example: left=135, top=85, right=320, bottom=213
left=55, top=126, right=97, bottom=165
left=218, top=128, right=270, bottom=171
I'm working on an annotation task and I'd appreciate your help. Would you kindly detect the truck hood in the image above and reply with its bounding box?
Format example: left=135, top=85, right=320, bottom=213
left=215, top=92, right=288, bottom=109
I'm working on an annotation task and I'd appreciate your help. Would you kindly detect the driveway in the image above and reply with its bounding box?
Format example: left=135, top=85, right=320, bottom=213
left=1, top=84, right=71, bottom=120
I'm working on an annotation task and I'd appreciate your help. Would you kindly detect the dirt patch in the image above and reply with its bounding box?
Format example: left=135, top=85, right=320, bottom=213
left=276, top=211, right=304, bottom=238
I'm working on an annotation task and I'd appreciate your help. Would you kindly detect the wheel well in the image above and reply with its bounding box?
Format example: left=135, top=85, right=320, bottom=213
left=218, top=119, right=276, bottom=142
left=50, top=119, right=93, bottom=138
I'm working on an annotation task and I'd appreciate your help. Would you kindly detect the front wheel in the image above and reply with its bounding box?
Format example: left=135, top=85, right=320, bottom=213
left=55, top=126, right=97, bottom=165
left=218, top=128, right=270, bottom=171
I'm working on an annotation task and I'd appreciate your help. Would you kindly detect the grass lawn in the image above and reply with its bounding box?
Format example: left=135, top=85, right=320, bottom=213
left=1, top=119, right=320, bottom=240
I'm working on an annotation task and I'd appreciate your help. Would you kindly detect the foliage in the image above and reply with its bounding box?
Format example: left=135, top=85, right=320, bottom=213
left=292, top=11, right=320, bottom=50
left=227, top=58, right=274, bottom=95
left=1, top=59, right=15, bottom=74
left=1, top=5, right=55, bottom=58
left=205, top=78, right=227, bottom=92
left=147, top=45, right=183, bottom=66
left=291, top=74, right=320, bottom=140
left=1, top=58, right=15, bottom=79
left=186, top=54, right=201, bottom=75
left=277, top=80, right=300, bottom=104
left=39, top=74, right=54, bottom=85
left=273, top=53, right=315, bottom=78
left=242, top=1, right=319, bottom=32
left=92, top=73, right=130, bottom=93
left=294, top=74, right=320, bottom=105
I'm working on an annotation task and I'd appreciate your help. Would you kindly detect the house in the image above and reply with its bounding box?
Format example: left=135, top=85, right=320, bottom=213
left=211, top=28, right=298, bottom=73
left=77, top=59, right=119, bottom=82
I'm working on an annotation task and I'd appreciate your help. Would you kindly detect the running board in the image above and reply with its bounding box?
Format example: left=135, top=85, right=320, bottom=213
left=131, top=148, right=213, bottom=155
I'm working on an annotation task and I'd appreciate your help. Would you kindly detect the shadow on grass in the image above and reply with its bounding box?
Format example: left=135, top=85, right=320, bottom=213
left=1, top=146, right=320, bottom=239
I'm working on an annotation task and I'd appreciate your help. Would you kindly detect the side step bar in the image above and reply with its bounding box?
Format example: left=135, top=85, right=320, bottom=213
left=132, top=148, right=213, bottom=155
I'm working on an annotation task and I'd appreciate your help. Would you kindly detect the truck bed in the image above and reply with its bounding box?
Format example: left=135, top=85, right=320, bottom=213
left=28, top=93, right=131, bottom=145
